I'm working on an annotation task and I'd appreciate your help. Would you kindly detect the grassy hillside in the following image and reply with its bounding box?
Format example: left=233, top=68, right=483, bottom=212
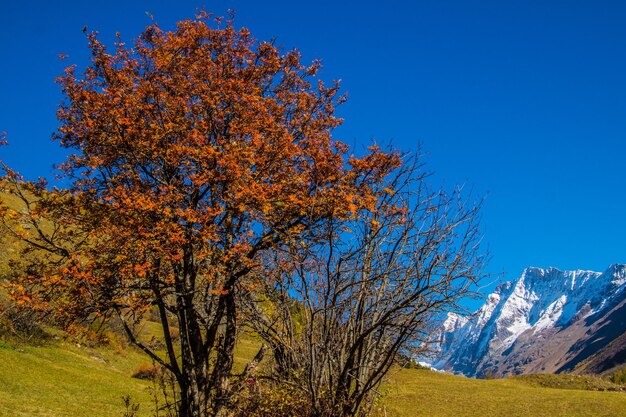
left=0, top=339, right=151, bottom=417
left=0, top=184, right=26, bottom=278
left=382, top=369, right=626, bottom=417
left=1, top=337, right=626, bottom=417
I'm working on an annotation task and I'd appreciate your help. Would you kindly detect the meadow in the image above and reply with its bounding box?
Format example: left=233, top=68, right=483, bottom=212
left=1, top=336, right=625, bottom=417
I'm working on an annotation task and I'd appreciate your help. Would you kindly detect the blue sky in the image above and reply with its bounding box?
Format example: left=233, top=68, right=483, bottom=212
left=1, top=1, right=625, bottom=300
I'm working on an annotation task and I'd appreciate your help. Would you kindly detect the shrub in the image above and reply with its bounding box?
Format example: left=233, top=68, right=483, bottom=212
left=99, top=329, right=127, bottom=353
left=0, top=301, right=49, bottom=342
left=121, top=395, right=140, bottom=417
left=131, top=362, right=160, bottom=380
left=396, top=354, right=430, bottom=370
left=610, top=368, right=626, bottom=385
left=168, top=327, right=180, bottom=342
left=229, top=380, right=315, bottom=417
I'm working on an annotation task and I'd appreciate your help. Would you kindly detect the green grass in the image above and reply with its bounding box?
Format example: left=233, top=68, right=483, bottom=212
left=380, top=368, right=626, bottom=417
left=0, top=329, right=263, bottom=417
left=0, top=339, right=151, bottom=417
left=1, top=337, right=626, bottom=417
left=0, top=186, right=26, bottom=278
left=511, top=373, right=625, bottom=392
left=133, top=319, right=263, bottom=375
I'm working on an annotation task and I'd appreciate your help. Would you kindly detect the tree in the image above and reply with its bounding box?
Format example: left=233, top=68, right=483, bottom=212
left=244, top=154, right=484, bottom=416
left=0, top=14, right=400, bottom=417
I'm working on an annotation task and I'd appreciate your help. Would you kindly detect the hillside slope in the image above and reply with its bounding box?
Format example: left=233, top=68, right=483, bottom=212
left=383, top=369, right=626, bottom=417
left=1, top=339, right=626, bottom=417
left=0, top=340, right=151, bottom=417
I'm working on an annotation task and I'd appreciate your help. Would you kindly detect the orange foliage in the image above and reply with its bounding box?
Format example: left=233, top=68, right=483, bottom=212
left=0, top=13, right=397, bottom=318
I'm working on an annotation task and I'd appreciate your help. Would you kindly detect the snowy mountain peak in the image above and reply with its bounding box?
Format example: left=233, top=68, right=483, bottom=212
left=606, top=264, right=626, bottom=287
left=442, top=312, right=468, bottom=333
left=431, top=264, right=626, bottom=377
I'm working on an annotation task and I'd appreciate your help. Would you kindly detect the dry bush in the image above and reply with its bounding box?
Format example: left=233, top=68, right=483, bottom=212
left=610, top=368, right=626, bottom=385
left=98, top=329, right=128, bottom=353
left=131, top=362, right=160, bottom=380
left=168, top=327, right=180, bottom=342
left=229, top=380, right=321, bottom=417
left=245, top=153, right=485, bottom=417
left=0, top=300, right=49, bottom=343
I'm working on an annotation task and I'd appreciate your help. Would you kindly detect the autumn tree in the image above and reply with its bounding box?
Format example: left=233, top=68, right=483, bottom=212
left=0, top=14, right=399, bottom=417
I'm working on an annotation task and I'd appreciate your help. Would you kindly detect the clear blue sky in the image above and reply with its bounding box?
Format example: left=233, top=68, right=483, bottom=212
left=1, top=1, right=625, bottom=298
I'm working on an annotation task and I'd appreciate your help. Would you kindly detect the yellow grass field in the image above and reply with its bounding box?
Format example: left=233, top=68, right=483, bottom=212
left=1, top=338, right=625, bottom=417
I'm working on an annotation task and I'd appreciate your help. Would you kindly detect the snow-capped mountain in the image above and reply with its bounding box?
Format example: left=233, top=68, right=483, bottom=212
left=432, top=264, right=626, bottom=377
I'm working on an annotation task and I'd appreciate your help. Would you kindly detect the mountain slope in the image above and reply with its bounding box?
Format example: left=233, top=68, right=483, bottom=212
left=433, top=265, right=626, bottom=377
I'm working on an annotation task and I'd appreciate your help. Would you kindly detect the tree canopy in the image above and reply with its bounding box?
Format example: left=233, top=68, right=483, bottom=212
left=1, top=12, right=402, bottom=417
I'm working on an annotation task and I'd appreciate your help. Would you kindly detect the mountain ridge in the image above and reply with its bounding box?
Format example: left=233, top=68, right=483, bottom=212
left=431, top=264, right=626, bottom=377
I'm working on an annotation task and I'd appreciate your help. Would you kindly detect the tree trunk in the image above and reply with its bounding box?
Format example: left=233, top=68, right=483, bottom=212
left=178, top=381, right=202, bottom=417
